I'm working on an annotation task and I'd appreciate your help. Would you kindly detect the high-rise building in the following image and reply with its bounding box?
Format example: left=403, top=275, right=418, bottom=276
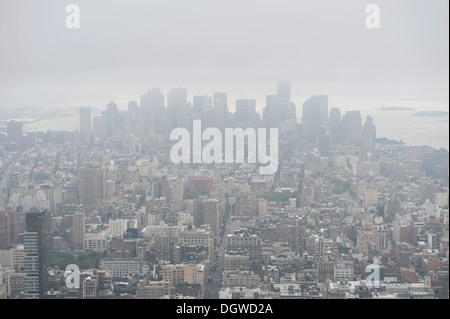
left=263, top=82, right=295, bottom=126
left=0, top=209, right=17, bottom=249
left=363, top=116, right=377, bottom=141
left=78, top=168, right=106, bottom=206
left=329, top=108, right=343, bottom=145
left=235, top=99, right=258, bottom=124
left=108, top=219, right=128, bottom=238
left=71, top=210, right=85, bottom=250
left=343, top=111, right=363, bottom=142
left=319, top=125, right=330, bottom=156
left=213, top=92, right=228, bottom=118
left=193, top=95, right=211, bottom=114
left=24, top=210, right=46, bottom=299
left=302, top=95, right=328, bottom=142
left=140, top=88, right=166, bottom=134
left=277, top=81, right=291, bottom=103
left=79, top=107, right=92, bottom=145
left=7, top=120, right=23, bottom=145
left=167, top=88, right=188, bottom=110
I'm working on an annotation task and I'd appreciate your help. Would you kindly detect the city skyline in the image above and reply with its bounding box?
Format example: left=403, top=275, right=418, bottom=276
left=0, top=0, right=448, bottom=304
left=0, top=0, right=448, bottom=108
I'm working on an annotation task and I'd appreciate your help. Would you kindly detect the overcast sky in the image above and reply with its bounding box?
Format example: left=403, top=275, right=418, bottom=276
left=0, top=0, right=448, bottom=109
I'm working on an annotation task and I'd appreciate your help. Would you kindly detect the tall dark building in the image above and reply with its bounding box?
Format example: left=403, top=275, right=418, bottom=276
left=0, top=209, right=17, bottom=249
left=24, top=210, right=46, bottom=299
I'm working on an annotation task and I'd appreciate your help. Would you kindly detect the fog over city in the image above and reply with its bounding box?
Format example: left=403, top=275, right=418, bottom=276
left=0, top=0, right=448, bottom=304
left=0, top=0, right=448, bottom=108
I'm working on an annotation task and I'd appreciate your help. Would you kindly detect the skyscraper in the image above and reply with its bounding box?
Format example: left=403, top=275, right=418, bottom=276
left=277, top=81, right=291, bottom=103
left=235, top=99, right=257, bottom=124
left=363, top=115, right=377, bottom=142
left=7, top=120, right=23, bottom=145
left=343, top=111, right=363, bottom=142
left=140, top=88, right=166, bottom=134
left=167, top=88, right=188, bottom=110
left=302, top=95, right=328, bottom=142
left=79, top=107, right=92, bottom=145
left=78, top=168, right=106, bottom=206
left=193, top=95, right=211, bottom=114
left=329, top=108, right=343, bottom=145
left=24, top=210, right=46, bottom=299
left=0, top=209, right=17, bottom=249
left=71, top=210, right=86, bottom=250
left=263, top=82, right=295, bottom=126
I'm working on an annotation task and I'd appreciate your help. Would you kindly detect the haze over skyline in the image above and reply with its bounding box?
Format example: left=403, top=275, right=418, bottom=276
left=0, top=0, right=448, bottom=109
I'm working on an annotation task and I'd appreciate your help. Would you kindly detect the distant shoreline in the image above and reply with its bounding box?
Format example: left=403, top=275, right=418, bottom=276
left=375, top=107, right=415, bottom=111
left=413, top=111, right=449, bottom=117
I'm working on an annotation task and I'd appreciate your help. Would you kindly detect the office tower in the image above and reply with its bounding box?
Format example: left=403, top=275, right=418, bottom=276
left=263, top=95, right=284, bottom=126
left=329, top=108, right=343, bottom=145
left=140, top=88, right=166, bottom=134
left=263, top=82, right=295, bottom=126
left=7, top=120, right=23, bottom=145
left=167, top=88, right=188, bottom=110
left=79, top=107, right=92, bottom=145
left=395, top=243, right=410, bottom=269
left=168, top=177, right=184, bottom=212
left=213, top=92, right=228, bottom=118
left=108, top=219, right=128, bottom=238
left=0, top=209, right=17, bottom=249
left=92, top=116, right=107, bottom=139
left=78, top=168, right=106, bottom=206
left=104, top=101, right=122, bottom=137
left=166, top=88, right=190, bottom=131
left=128, top=101, right=139, bottom=114
left=363, top=115, right=377, bottom=141
left=302, top=95, right=328, bottom=142
left=277, top=81, right=291, bottom=103
left=193, top=95, right=211, bottom=114
left=235, top=99, right=257, bottom=124
left=319, top=125, right=330, bottom=156
left=196, top=199, right=222, bottom=237
left=343, top=111, right=363, bottom=142
left=24, top=210, right=46, bottom=299
left=129, top=134, right=136, bottom=154
left=106, top=100, right=117, bottom=113
left=71, top=210, right=85, bottom=250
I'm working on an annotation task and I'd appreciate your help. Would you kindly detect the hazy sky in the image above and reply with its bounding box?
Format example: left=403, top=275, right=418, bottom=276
left=0, top=0, right=448, bottom=109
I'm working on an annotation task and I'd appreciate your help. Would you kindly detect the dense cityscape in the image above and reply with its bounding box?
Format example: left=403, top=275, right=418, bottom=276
left=0, top=82, right=448, bottom=300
